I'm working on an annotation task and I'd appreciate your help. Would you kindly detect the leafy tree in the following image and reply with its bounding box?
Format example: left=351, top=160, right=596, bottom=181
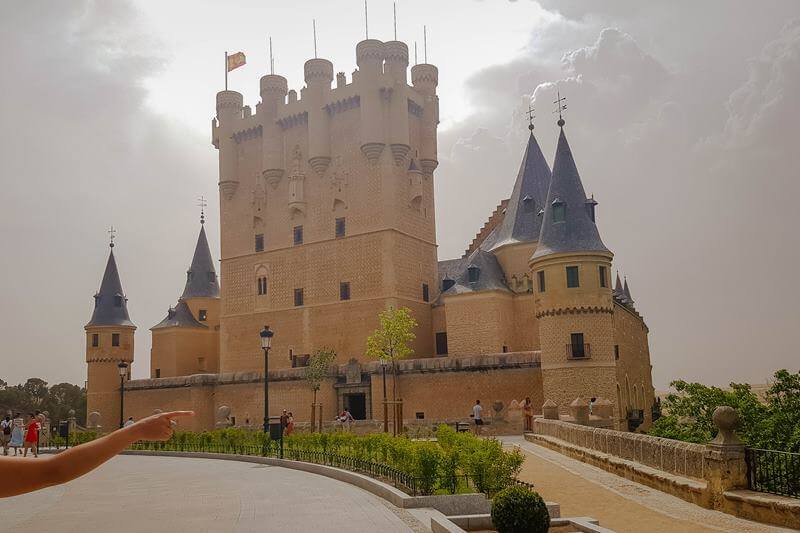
left=649, top=369, right=800, bottom=452
left=365, top=307, right=417, bottom=400
left=304, top=348, right=336, bottom=429
left=23, top=378, right=49, bottom=408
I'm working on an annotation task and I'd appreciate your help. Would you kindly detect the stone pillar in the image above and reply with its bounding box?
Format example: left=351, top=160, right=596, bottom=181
left=703, top=406, right=748, bottom=509
left=570, top=397, right=590, bottom=426
left=542, top=399, right=559, bottom=420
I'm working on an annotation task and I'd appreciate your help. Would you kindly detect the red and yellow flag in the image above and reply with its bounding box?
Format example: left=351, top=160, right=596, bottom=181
left=227, top=52, right=246, bottom=72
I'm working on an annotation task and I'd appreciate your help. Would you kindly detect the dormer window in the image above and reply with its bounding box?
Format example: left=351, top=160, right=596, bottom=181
left=114, top=295, right=123, bottom=307
left=585, top=197, right=598, bottom=222
left=187, top=271, right=193, bottom=283
left=552, top=198, right=566, bottom=223
left=522, top=195, right=535, bottom=213
left=198, top=309, right=207, bottom=321
left=467, top=265, right=480, bottom=283
left=442, top=277, right=455, bottom=291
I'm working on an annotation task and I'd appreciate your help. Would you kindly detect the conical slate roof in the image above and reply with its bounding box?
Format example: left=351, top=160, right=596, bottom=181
left=86, top=248, right=135, bottom=327
left=532, top=127, right=610, bottom=260
left=623, top=277, right=633, bottom=303
left=181, top=224, right=219, bottom=299
left=151, top=300, right=207, bottom=330
left=487, top=132, right=552, bottom=251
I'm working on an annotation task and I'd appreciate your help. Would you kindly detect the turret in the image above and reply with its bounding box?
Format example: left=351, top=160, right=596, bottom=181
left=85, top=241, right=136, bottom=429
left=530, top=123, right=617, bottom=418
left=214, top=90, right=243, bottom=200
left=410, top=63, right=439, bottom=175
left=356, top=39, right=385, bottom=164
left=260, top=74, right=288, bottom=188
left=384, top=41, right=411, bottom=166
left=303, top=58, right=334, bottom=176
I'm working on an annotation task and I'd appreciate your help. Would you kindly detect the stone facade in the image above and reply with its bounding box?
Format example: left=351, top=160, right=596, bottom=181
left=85, top=37, right=656, bottom=433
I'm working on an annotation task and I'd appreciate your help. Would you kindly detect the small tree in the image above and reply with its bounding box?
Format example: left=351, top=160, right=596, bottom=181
left=365, top=307, right=417, bottom=400
left=304, top=348, right=336, bottom=431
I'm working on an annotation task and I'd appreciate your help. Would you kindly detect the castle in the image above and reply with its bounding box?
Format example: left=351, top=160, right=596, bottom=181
left=85, top=38, right=655, bottom=432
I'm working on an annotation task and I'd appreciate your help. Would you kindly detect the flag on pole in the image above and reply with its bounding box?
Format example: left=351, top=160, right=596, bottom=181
left=227, top=52, right=246, bottom=72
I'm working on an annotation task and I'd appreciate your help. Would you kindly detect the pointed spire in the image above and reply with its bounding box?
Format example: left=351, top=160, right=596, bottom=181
left=86, top=248, right=135, bottom=327
left=532, top=127, right=610, bottom=260
left=181, top=224, right=220, bottom=299
left=151, top=300, right=207, bottom=330
left=488, top=131, right=552, bottom=250
left=614, top=272, right=623, bottom=293
left=623, top=276, right=633, bottom=303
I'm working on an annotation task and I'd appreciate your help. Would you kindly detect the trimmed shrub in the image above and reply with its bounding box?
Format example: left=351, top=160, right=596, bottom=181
left=491, top=485, right=550, bottom=533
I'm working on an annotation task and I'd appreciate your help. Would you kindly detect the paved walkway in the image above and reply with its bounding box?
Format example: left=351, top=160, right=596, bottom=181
left=502, top=436, right=793, bottom=533
left=0, top=455, right=427, bottom=532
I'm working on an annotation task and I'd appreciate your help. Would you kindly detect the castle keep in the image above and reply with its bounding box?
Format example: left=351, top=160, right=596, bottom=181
left=85, top=38, right=655, bottom=432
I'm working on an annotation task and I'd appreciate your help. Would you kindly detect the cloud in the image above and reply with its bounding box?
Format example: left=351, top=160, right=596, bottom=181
left=0, top=1, right=217, bottom=384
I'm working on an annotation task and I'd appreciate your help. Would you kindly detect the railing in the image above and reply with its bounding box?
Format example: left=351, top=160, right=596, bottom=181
left=746, top=448, right=800, bottom=498
left=127, top=440, right=519, bottom=497
left=565, top=343, right=591, bottom=358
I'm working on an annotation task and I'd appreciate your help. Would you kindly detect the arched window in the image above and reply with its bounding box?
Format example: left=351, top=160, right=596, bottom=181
left=257, top=276, right=268, bottom=295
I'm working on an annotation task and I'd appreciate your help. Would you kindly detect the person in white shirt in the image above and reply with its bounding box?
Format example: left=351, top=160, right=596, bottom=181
left=0, top=415, right=12, bottom=456
left=123, top=417, right=135, bottom=428
left=471, top=400, right=483, bottom=436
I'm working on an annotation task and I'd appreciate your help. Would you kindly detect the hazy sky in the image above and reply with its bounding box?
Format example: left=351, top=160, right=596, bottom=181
left=1, top=1, right=798, bottom=390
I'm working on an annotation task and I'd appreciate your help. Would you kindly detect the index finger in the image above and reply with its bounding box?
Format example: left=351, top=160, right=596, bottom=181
left=158, top=411, right=195, bottom=420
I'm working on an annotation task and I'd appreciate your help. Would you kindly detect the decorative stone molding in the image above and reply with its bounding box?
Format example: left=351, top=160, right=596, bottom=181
left=325, top=95, right=360, bottom=116
left=535, top=305, right=614, bottom=319
left=263, top=168, right=284, bottom=189
left=420, top=158, right=438, bottom=175
left=219, top=180, right=239, bottom=200
left=360, top=142, right=385, bottom=164
left=308, top=156, right=331, bottom=177
left=390, top=143, right=411, bottom=166
left=232, top=125, right=262, bottom=143
left=277, top=112, right=308, bottom=130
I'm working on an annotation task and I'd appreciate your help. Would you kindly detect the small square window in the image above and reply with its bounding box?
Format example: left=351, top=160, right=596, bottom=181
left=293, top=225, right=304, bottom=245
left=155, top=369, right=161, bottom=378
left=537, top=270, right=546, bottom=292
left=422, top=283, right=430, bottom=302
left=255, top=234, right=264, bottom=252
left=566, top=266, right=580, bottom=288
left=335, top=217, right=346, bottom=238
left=294, top=288, right=304, bottom=307
left=340, top=282, right=351, bottom=301
left=599, top=266, right=607, bottom=288
left=198, top=309, right=207, bottom=321
left=91, top=334, right=99, bottom=347
left=112, top=333, right=120, bottom=347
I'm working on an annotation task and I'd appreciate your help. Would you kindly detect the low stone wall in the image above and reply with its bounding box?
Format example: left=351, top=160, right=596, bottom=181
left=532, top=418, right=707, bottom=480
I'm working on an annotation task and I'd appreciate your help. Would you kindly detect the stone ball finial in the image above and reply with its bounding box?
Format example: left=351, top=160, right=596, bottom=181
left=217, top=405, right=231, bottom=420
left=87, top=411, right=101, bottom=428
left=710, top=405, right=743, bottom=447
left=68, top=409, right=75, bottom=417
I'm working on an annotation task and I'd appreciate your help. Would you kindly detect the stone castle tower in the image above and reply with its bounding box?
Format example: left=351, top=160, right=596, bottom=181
left=530, top=124, right=617, bottom=416
left=85, top=242, right=135, bottom=429
left=213, top=39, right=440, bottom=372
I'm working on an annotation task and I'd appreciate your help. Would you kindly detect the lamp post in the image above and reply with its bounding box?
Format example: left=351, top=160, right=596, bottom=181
left=259, top=326, right=274, bottom=434
left=380, top=358, right=388, bottom=433
left=117, top=361, right=128, bottom=429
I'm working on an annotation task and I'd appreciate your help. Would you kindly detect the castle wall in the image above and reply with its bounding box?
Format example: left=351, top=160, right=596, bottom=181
left=151, top=327, right=218, bottom=378
left=441, top=291, right=516, bottom=355
left=613, top=302, right=655, bottom=428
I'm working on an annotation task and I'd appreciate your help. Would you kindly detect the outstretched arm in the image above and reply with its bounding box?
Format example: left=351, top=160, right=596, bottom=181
left=0, top=411, right=193, bottom=498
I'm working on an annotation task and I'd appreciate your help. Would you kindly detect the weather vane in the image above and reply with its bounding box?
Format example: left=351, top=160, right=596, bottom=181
left=197, top=196, right=207, bottom=224
left=553, top=89, right=567, bottom=127
left=526, top=103, right=535, bottom=131
left=108, top=225, right=116, bottom=248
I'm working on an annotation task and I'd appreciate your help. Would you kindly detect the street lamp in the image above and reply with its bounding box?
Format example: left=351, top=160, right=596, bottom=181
left=117, top=361, right=128, bottom=429
left=380, top=358, right=388, bottom=433
left=259, top=326, right=274, bottom=434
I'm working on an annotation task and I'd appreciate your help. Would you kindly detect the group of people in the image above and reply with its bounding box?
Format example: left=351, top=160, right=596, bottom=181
left=1, top=412, right=43, bottom=457
left=470, top=397, right=536, bottom=435
left=279, top=410, right=295, bottom=436
left=336, top=408, right=355, bottom=431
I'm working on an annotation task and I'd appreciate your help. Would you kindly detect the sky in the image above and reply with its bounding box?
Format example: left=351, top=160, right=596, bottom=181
left=1, top=0, right=798, bottom=390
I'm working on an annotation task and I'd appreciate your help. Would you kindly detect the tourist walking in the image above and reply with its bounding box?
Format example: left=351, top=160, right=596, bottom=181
left=523, top=397, right=534, bottom=432
left=471, top=400, right=483, bottom=435
left=9, top=416, right=24, bottom=456
left=280, top=409, right=289, bottom=435
left=23, top=414, right=39, bottom=458
left=1, top=414, right=12, bottom=456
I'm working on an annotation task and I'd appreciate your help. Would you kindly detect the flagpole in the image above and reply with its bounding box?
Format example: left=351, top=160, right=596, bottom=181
left=224, top=51, right=228, bottom=91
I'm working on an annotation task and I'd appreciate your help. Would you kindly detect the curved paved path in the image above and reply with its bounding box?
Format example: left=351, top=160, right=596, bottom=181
left=0, top=455, right=426, bottom=532
left=503, top=436, right=793, bottom=533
